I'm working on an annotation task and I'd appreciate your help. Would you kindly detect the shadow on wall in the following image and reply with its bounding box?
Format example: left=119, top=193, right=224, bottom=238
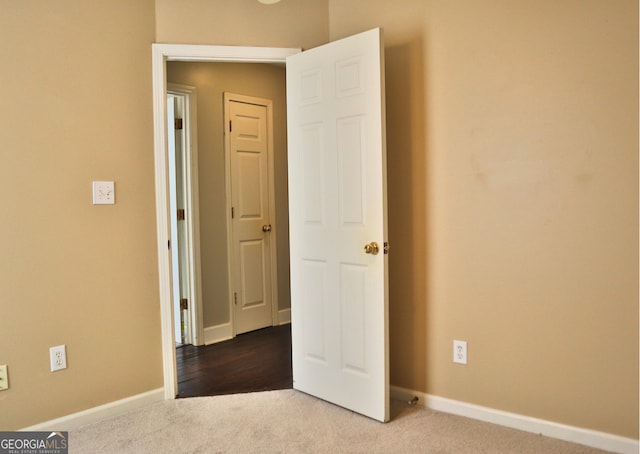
left=385, top=34, right=429, bottom=393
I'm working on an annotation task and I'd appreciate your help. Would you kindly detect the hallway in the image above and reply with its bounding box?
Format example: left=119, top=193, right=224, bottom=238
left=176, top=324, right=292, bottom=398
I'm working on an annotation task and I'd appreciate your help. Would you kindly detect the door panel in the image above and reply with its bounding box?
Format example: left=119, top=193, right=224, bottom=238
left=337, top=115, right=366, bottom=225
left=237, top=151, right=263, bottom=217
left=301, top=259, right=328, bottom=362
left=287, top=28, right=389, bottom=422
left=339, top=263, right=367, bottom=373
left=239, top=240, right=267, bottom=308
left=301, top=124, right=325, bottom=224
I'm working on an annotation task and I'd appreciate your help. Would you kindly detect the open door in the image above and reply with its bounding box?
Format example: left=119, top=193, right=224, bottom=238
left=286, top=28, right=389, bottom=422
left=167, top=95, right=190, bottom=345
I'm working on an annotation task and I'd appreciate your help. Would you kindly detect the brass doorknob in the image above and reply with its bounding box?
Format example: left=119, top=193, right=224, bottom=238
left=364, top=242, right=379, bottom=255
left=262, top=224, right=272, bottom=232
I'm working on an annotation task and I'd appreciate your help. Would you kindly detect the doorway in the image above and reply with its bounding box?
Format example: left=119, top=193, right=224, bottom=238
left=163, top=55, right=296, bottom=397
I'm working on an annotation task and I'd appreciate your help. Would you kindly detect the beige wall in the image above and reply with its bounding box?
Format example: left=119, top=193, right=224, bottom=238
left=155, top=0, right=329, bottom=49
left=167, top=62, right=290, bottom=328
left=0, top=1, right=161, bottom=430
left=330, top=0, right=639, bottom=439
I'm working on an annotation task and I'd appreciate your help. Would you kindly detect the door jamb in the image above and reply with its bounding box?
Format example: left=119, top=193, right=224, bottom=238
left=224, top=93, right=279, bottom=336
left=152, top=44, right=300, bottom=399
left=167, top=83, right=204, bottom=347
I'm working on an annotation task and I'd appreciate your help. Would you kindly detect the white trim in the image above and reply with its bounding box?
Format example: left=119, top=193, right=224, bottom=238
left=158, top=44, right=298, bottom=63
left=167, top=83, right=204, bottom=347
left=204, top=323, right=233, bottom=345
left=152, top=43, right=301, bottom=401
left=152, top=44, right=178, bottom=400
left=390, top=385, right=639, bottom=454
left=204, top=313, right=289, bottom=345
left=278, top=308, right=291, bottom=325
left=20, top=388, right=164, bottom=431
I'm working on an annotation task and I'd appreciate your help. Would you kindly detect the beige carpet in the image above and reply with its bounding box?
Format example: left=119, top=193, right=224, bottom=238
left=71, top=390, right=608, bottom=453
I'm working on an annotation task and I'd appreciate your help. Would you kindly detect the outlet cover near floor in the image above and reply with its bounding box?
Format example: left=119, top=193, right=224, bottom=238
left=453, top=340, right=467, bottom=365
left=50, top=345, right=67, bottom=372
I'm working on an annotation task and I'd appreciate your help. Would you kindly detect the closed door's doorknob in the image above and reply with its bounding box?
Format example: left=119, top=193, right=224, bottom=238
left=364, top=242, right=379, bottom=255
left=262, top=224, right=272, bottom=232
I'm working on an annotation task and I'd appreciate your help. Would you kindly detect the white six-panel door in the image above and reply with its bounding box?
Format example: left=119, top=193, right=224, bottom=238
left=227, top=97, right=274, bottom=335
left=286, top=28, right=389, bottom=422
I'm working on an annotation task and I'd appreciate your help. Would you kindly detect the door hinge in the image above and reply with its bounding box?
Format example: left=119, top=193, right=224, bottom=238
left=229, top=120, right=232, bottom=133
left=175, top=118, right=183, bottom=130
left=384, top=241, right=390, bottom=254
left=180, top=298, right=188, bottom=310
left=177, top=208, right=185, bottom=221
left=168, top=240, right=171, bottom=250
left=234, top=292, right=238, bottom=305
left=231, top=207, right=235, bottom=219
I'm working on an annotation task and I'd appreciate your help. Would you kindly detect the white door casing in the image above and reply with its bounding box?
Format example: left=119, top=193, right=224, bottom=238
left=286, top=28, right=389, bottom=422
left=167, top=83, right=205, bottom=347
left=224, top=94, right=276, bottom=335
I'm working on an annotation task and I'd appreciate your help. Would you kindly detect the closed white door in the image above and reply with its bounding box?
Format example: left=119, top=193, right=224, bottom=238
left=228, top=97, right=274, bottom=335
left=286, top=28, right=389, bottom=422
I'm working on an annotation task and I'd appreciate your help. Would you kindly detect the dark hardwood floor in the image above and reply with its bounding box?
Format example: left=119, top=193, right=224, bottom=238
left=176, top=324, right=292, bottom=398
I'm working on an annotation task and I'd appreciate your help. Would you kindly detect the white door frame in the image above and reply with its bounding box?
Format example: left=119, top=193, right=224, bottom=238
left=167, top=83, right=204, bottom=347
left=152, top=44, right=300, bottom=399
left=223, top=93, right=279, bottom=335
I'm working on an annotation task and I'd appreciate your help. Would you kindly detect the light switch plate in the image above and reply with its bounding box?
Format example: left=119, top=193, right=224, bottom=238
left=92, top=181, right=115, bottom=205
left=0, top=365, right=8, bottom=391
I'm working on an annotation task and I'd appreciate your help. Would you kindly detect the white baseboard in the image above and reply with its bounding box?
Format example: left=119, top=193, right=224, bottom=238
left=390, top=385, right=639, bottom=454
left=204, top=322, right=233, bottom=345
left=204, top=317, right=289, bottom=345
left=21, top=388, right=164, bottom=432
left=278, top=308, right=291, bottom=325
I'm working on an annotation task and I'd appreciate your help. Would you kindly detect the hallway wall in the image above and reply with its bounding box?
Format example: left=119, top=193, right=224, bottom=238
left=167, top=62, right=290, bottom=330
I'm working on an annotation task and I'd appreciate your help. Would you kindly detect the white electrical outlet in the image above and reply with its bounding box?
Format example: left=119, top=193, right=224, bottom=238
left=0, top=365, right=8, bottom=390
left=92, top=181, right=115, bottom=205
left=453, top=340, right=467, bottom=365
left=50, top=345, right=67, bottom=372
